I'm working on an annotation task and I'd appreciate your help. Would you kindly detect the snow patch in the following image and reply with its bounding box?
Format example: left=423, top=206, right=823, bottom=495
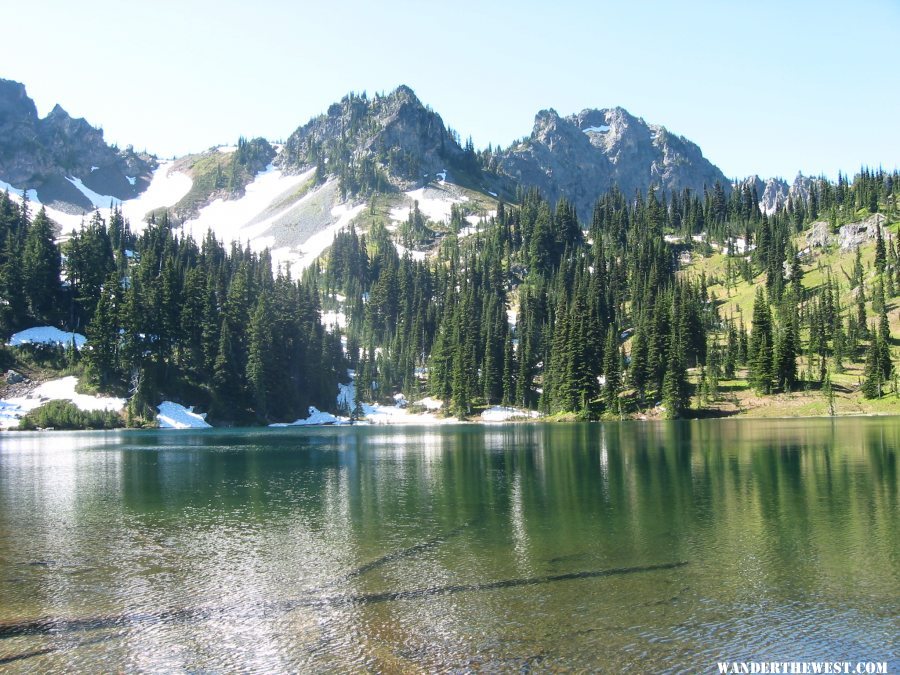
left=90, top=166, right=99, bottom=172
left=583, top=125, right=610, bottom=133
left=9, top=326, right=86, bottom=349
left=333, top=370, right=458, bottom=425
left=480, top=406, right=541, bottom=422
left=0, top=179, right=86, bottom=231
left=156, top=401, right=212, bottom=429
left=389, top=187, right=467, bottom=225
left=394, top=242, right=428, bottom=261
left=417, top=396, right=444, bottom=411
left=125, top=176, right=136, bottom=186
left=320, top=310, right=347, bottom=330
left=66, top=177, right=118, bottom=210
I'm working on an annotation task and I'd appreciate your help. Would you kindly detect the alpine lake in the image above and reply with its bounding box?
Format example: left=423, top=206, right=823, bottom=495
left=0, top=419, right=897, bottom=672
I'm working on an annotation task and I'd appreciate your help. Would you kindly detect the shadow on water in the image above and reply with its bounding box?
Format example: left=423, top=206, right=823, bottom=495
left=0, top=561, right=688, bottom=650
left=326, top=518, right=478, bottom=587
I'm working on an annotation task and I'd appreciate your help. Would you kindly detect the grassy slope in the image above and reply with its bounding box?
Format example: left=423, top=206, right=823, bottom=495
left=681, top=212, right=900, bottom=418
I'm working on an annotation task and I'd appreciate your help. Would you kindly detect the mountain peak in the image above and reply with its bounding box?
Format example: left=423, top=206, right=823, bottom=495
left=0, top=78, right=154, bottom=210
left=390, top=84, right=418, bottom=101
left=498, top=104, right=727, bottom=217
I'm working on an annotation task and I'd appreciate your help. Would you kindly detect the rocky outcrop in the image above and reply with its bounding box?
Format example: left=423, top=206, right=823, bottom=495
left=497, top=106, right=728, bottom=219
left=838, top=213, right=887, bottom=250
left=0, top=78, right=155, bottom=212
left=798, top=214, right=888, bottom=251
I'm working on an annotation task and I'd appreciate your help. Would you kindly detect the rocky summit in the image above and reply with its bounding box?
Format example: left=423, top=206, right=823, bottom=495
left=277, top=85, right=475, bottom=191
left=496, top=106, right=728, bottom=220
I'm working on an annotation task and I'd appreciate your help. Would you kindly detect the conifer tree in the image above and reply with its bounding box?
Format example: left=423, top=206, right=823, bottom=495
left=22, top=208, right=61, bottom=323
left=748, top=288, right=774, bottom=393
left=85, top=272, right=122, bottom=388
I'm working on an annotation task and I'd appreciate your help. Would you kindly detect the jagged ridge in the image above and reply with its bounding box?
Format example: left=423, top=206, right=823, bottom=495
left=0, top=79, right=155, bottom=213
left=496, top=106, right=728, bottom=220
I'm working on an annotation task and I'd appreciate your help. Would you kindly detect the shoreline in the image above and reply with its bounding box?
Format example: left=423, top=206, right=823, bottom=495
left=4, top=409, right=900, bottom=433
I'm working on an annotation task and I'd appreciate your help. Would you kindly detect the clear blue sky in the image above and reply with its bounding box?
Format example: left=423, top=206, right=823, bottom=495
left=3, top=0, right=898, bottom=180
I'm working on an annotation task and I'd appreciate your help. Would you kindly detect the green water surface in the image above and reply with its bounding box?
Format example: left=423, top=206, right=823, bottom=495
left=0, top=419, right=897, bottom=671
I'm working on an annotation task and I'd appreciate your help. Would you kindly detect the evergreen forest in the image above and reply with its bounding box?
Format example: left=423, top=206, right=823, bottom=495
left=1, top=166, right=898, bottom=426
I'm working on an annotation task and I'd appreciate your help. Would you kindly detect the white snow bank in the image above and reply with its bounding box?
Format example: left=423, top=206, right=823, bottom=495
left=0, top=376, right=125, bottom=428
left=34, top=377, right=124, bottom=412
left=583, top=125, right=611, bottom=133
left=66, top=177, right=117, bottom=210
left=360, top=401, right=458, bottom=425
left=156, top=401, right=212, bottom=429
left=271, top=406, right=349, bottom=427
left=2, top=163, right=191, bottom=235
left=8, top=326, right=86, bottom=349
left=416, top=396, right=444, bottom=411
left=394, top=242, right=429, bottom=261
left=320, top=310, right=347, bottom=330
left=480, top=406, right=541, bottom=422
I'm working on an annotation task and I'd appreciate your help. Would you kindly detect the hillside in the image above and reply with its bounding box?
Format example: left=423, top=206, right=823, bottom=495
left=680, top=208, right=900, bottom=417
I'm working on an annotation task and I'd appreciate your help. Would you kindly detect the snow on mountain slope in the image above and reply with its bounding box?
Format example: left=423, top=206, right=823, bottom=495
left=66, top=176, right=116, bottom=209
left=178, top=168, right=366, bottom=271
left=120, top=161, right=192, bottom=226
left=1, top=161, right=192, bottom=235
left=0, top=178, right=87, bottom=231
left=292, top=200, right=367, bottom=271
left=180, top=166, right=313, bottom=247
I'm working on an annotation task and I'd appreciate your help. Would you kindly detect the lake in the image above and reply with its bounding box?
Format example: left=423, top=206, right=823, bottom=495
left=0, top=420, right=897, bottom=672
